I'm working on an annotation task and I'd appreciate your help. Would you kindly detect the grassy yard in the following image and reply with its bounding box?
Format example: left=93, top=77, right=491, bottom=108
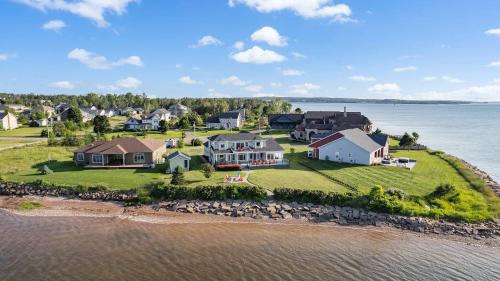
left=0, top=139, right=42, bottom=149
left=0, top=127, right=44, bottom=138
left=105, top=130, right=183, bottom=140
left=0, top=143, right=245, bottom=190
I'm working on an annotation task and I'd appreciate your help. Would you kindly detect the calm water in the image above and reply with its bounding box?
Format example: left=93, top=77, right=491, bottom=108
left=1, top=211, right=499, bottom=281
left=292, top=102, right=500, bottom=182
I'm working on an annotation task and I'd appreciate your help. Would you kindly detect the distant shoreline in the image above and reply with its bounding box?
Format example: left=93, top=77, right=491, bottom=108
left=282, top=97, right=486, bottom=105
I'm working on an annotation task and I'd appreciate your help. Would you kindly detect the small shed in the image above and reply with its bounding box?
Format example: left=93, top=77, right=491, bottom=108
left=166, top=151, right=191, bottom=173
left=166, top=138, right=178, bottom=148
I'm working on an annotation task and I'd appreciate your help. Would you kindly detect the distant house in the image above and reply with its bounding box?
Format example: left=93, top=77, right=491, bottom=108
left=0, top=103, right=5, bottom=112
left=118, top=107, right=137, bottom=116
left=166, top=151, right=191, bottom=173
left=5, top=104, right=30, bottom=113
left=0, top=112, right=18, bottom=130
left=74, top=138, right=167, bottom=168
left=55, top=103, right=70, bottom=114
left=204, top=133, right=286, bottom=167
left=59, top=108, right=94, bottom=122
left=268, top=114, right=304, bottom=130
left=206, top=110, right=243, bottom=129
left=168, top=104, right=189, bottom=116
left=292, top=107, right=372, bottom=141
left=166, top=138, right=178, bottom=148
left=151, top=108, right=174, bottom=121
left=308, top=128, right=388, bottom=166
left=124, top=114, right=161, bottom=131
left=34, top=119, right=48, bottom=127
left=32, top=105, right=55, bottom=118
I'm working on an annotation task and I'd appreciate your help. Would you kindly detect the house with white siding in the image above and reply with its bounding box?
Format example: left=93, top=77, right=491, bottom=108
left=0, top=112, right=18, bottom=130
left=308, top=128, right=389, bottom=166
left=206, top=110, right=243, bottom=129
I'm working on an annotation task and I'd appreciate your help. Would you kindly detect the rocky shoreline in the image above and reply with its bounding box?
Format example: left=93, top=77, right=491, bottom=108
left=1, top=180, right=499, bottom=241
left=461, top=159, right=500, bottom=196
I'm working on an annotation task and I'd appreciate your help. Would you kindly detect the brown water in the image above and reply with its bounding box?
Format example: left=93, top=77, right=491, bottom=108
left=1, top=211, right=499, bottom=281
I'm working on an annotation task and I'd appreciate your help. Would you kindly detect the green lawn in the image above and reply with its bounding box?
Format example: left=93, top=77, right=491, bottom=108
left=0, top=139, right=42, bottom=149
left=106, top=130, right=183, bottom=140
left=0, top=127, right=44, bottom=138
left=0, top=143, right=245, bottom=190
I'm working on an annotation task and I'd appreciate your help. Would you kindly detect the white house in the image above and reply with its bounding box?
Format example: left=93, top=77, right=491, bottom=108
left=168, top=104, right=189, bottom=116
left=166, top=151, right=191, bottom=173
left=0, top=112, right=18, bottom=130
left=204, top=133, right=286, bottom=167
left=166, top=138, right=178, bottom=148
left=151, top=108, right=174, bottom=121
left=206, top=110, right=243, bottom=129
left=308, top=128, right=389, bottom=166
left=124, top=114, right=161, bottom=131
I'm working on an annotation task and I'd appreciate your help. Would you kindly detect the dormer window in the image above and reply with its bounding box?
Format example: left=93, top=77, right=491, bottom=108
left=256, top=141, right=261, bottom=147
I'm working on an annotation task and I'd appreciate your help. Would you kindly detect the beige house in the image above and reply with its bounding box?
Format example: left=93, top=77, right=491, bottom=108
left=0, top=112, right=19, bottom=130
left=74, top=138, right=167, bottom=168
left=166, top=151, right=191, bottom=173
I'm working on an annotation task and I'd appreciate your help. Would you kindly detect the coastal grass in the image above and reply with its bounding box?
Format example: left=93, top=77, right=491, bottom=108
left=18, top=201, right=42, bottom=210
left=0, top=139, right=41, bottom=149
left=0, top=127, right=44, bottom=138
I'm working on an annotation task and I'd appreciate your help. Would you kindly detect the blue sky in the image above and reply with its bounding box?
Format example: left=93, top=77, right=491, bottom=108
left=1, top=0, right=500, bottom=101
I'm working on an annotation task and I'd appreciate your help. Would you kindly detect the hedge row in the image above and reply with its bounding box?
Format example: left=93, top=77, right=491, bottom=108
left=273, top=188, right=360, bottom=206
left=147, top=184, right=267, bottom=201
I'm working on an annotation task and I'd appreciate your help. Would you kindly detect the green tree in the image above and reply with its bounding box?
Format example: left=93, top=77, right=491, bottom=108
left=177, top=138, right=184, bottom=149
left=374, top=128, right=382, bottom=134
left=66, top=106, right=83, bottom=123
left=171, top=166, right=186, bottom=185
left=93, top=115, right=111, bottom=134
left=294, top=107, right=303, bottom=114
left=411, top=132, right=420, bottom=143
left=399, top=132, right=416, bottom=148
left=201, top=163, right=215, bottom=179
left=52, top=122, right=66, bottom=137
left=158, top=120, right=168, bottom=133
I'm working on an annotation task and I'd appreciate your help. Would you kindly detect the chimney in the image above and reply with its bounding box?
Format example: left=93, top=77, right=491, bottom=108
left=343, top=106, right=347, bottom=117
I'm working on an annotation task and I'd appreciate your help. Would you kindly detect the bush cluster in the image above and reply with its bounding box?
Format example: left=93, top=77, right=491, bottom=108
left=148, top=184, right=267, bottom=201
left=273, top=188, right=359, bottom=206
left=215, top=164, right=241, bottom=171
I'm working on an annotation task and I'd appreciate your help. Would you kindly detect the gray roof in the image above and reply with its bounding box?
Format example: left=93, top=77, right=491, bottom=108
left=152, top=108, right=170, bottom=115
left=369, top=133, right=389, bottom=147
left=338, top=128, right=382, bottom=152
left=268, top=114, right=304, bottom=124
left=0, top=112, right=9, bottom=119
left=167, top=151, right=191, bottom=160
left=209, top=133, right=264, bottom=142
left=219, top=111, right=240, bottom=119
left=206, top=116, right=220, bottom=123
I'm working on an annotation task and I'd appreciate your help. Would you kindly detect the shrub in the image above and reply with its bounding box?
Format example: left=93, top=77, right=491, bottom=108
left=191, top=138, right=202, bottom=146
left=273, top=188, right=357, bottom=206
left=40, top=165, right=53, bottom=175
left=171, top=166, right=186, bottom=185
left=201, top=163, right=215, bottom=179
left=385, top=188, right=407, bottom=199
left=148, top=184, right=267, bottom=201
left=177, top=139, right=184, bottom=149
left=215, top=164, right=241, bottom=171
left=366, top=185, right=403, bottom=213
left=430, top=184, right=456, bottom=198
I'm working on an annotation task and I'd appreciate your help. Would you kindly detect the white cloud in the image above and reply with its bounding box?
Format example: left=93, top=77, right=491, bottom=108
left=393, top=66, right=417, bottom=72
left=251, top=26, right=287, bottom=47
left=16, top=0, right=136, bottom=27
left=337, top=86, right=346, bottom=91
left=42, top=19, right=66, bottom=31
left=487, top=60, right=500, bottom=67
left=0, top=53, right=15, bottom=61
left=228, top=0, right=352, bottom=22
left=368, top=83, right=401, bottom=93
left=282, top=69, right=304, bottom=76
left=234, top=41, right=245, bottom=50
left=50, top=80, right=74, bottom=89
left=190, top=35, right=223, bottom=48
left=220, top=75, right=247, bottom=86
left=442, top=75, right=464, bottom=83
left=485, top=28, right=500, bottom=36
left=208, top=88, right=230, bottom=98
left=423, top=76, right=437, bottom=81
left=232, top=46, right=286, bottom=64
left=115, top=77, right=142, bottom=89
left=67, top=48, right=143, bottom=69
left=493, top=78, right=500, bottom=83
left=291, top=52, right=307, bottom=59
left=245, top=84, right=262, bottom=92
left=290, top=83, right=320, bottom=95
left=412, top=84, right=500, bottom=101
left=349, top=75, right=376, bottom=82
left=179, top=76, right=201, bottom=85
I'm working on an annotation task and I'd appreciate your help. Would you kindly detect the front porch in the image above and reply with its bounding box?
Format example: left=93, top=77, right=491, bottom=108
left=84, top=164, right=152, bottom=169
left=213, top=151, right=289, bottom=168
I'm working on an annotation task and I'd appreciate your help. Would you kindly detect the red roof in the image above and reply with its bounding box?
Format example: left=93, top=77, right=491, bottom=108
left=308, top=132, right=344, bottom=148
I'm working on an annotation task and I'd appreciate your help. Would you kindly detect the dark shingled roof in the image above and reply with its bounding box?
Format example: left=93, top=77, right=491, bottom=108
left=268, top=114, right=304, bottom=124
left=208, top=133, right=264, bottom=142
left=167, top=151, right=191, bottom=160
left=206, top=116, right=220, bottom=123
left=369, top=133, right=389, bottom=147
left=0, top=112, right=9, bottom=119
left=75, top=138, right=165, bottom=154
left=219, top=111, right=240, bottom=119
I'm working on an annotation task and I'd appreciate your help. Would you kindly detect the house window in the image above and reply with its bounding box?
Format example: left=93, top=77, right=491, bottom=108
left=238, top=154, right=246, bottom=161
left=77, top=153, right=84, bottom=161
left=348, top=153, right=352, bottom=159
left=92, top=154, right=103, bottom=164
left=220, top=143, right=225, bottom=149
left=335, top=152, right=340, bottom=159
left=256, top=141, right=261, bottom=147
left=134, top=153, right=145, bottom=163
left=184, top=159, right=189, bottom=169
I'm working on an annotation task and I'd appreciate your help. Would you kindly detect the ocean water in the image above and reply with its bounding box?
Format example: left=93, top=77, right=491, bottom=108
left=292, top=102, right=500, bottom=182
left=1, top=211, right=499, bottom=281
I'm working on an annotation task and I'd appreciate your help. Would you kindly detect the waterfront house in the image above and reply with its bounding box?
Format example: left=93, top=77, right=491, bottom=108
left=0, top=112, right=18, bottom=130
left=74, top=138, right=167, bottom=168
left=124, top=114, right=161, bottom=131
left=268, top=113, right=304, bottom=130
left=206, top=110, right=243, bottom=130
left=291, top=107, right=372, bottom=141
left=204, top=133, right=286, bottom=168
left=308, top=128, right=388, bottom=166
left=166, top=151, right=191, bottom=173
